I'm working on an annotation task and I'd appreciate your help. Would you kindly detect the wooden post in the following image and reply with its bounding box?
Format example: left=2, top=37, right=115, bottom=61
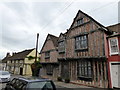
left=93, top=61, right=96, bottom=86
left=97, top=61, right=100, bottom=87
left=35, top=33, right=39, bottom=63
left=100, top=62, right=103, bottom=87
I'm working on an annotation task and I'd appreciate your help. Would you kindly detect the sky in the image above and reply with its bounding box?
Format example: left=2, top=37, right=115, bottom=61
left=0, top=0, right=119, bottom=59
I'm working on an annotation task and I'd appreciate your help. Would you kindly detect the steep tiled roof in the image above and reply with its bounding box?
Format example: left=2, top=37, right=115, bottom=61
left=2, top=56, right=11, bottom=63
left=107, top=23, right=120, bottom=33
left=9, top=48, right=35, bottom=60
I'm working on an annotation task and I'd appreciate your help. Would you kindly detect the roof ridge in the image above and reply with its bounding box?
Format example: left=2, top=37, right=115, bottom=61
left=15, top=48, right=35, bottom=54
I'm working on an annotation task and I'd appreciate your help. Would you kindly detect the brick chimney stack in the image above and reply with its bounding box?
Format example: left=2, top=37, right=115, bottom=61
left=12, top=52, right=16, bottom=56
left=6, top=52, right=11, bottom=57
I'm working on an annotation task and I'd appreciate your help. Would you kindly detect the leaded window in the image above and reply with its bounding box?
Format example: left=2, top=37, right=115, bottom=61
left=58, top=41, right=65, bottom=53
left=77, top=18, right=84, bottom=26
left=75, top=35, right=88, bottom=50
left=78, top=61, right=92, bottom=78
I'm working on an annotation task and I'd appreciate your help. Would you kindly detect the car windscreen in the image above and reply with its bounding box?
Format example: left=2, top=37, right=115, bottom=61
left=28, top=81, right=54, bottom=89
left=0, top=71, right=9, bottom=75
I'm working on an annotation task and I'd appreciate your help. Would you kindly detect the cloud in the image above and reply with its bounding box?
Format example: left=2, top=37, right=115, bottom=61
left=0, top=0, right=119, bottom=59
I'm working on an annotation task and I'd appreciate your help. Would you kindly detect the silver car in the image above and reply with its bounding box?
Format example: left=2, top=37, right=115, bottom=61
left=0, top=71, right=11, bottom=83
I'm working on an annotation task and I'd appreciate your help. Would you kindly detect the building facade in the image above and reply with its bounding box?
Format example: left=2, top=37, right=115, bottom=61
left=58, top=10, right=112, bottom=88
left=1, top=53, right=11, bottom=71
left=106, top=23, right=120, bottom=88
left=40, top=10, right=117, bottom=88
left=40, top=34, right=59, bottom=79
left=5, top=48, right=40, bottom=76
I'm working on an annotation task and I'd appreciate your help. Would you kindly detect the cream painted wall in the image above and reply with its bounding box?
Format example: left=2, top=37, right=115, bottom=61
left=23, top=49, right=40, bottom=75
left=24, top=49, right=40, bottom=64
left=6, top=49, right=40, bottom=76
left=23, top=64, right=32, bottom=75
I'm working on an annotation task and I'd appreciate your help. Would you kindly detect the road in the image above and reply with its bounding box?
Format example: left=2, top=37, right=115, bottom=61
left=0, top=74, right=102, bottom=90
left=0, top=74, right=70, bottom=90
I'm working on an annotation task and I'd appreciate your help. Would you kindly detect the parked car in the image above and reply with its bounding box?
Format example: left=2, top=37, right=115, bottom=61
left=5, top=77, right=56, bottom=90
left=0, top=70, right=11, bottom=83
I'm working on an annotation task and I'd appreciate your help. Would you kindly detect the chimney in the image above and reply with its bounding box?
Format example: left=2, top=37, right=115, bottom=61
left=12, top=52, right=16, bottom=56
left=6, top=52, right=11, bottom=57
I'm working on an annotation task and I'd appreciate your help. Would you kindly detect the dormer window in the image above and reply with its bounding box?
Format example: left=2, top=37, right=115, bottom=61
left=109, top=37, right=119, bottom=55
left=77, top=18, right=84, bottom=26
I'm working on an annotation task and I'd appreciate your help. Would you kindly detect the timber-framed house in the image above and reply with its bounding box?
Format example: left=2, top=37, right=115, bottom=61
left=40, top=34, right=59, bottom=79
left=40, top=10, right=113, bottom=88
left=58, top=10, right=112, bottom=88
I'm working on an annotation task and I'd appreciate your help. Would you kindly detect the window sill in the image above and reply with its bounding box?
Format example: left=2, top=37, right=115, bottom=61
left=75, top=48, right=88, bottom=52
left=45, top=57, right=50, bottom=59
left=58, top=51, right=65, bottom=54
left=78, top=76, right=92, bottom=81
left=78, top=76, right=92, bottom=78
left=110, top=52, right=119, bottom=56
left=47, top=73, right=53, bottom=75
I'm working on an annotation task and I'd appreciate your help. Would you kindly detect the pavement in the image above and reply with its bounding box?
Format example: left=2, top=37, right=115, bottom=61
left=54, top=81, right=92, bottom=88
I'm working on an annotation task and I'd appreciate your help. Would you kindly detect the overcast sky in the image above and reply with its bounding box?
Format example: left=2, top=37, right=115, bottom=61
left=0, top=0, right=119, bottom=59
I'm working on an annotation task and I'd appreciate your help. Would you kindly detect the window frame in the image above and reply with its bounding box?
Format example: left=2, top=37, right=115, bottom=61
left=77, top=61, right=92, bottom=81
left=109, top=37, right=119, bottom=55
left=75, top=35, right=88, bottom=51
left=45, top=51, right=50, bottom=59
left=77, top=18, right=84, bottom=26
left=46, top=65, right=53, bottom=75
left=58, top=40, right=65, bottom=53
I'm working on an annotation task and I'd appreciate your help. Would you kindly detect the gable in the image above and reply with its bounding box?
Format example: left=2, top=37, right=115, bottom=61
left=69, top=10, right=109, bottom=30
left=42, top=39, right=55, bottom=52
left=68, top=10, right=112, bottom=35
left=47, top=36, right=51, bottom=41
left=40, top=34, right=58, bottom=53
left=70, top=10, right=91, bottom=29
left=58, top=33, right=65, bottom=41
left=25, top=49, right=40, bottom=64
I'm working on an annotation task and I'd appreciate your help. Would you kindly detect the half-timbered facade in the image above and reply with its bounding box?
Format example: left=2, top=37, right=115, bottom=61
left=58, top=10, right=112, bottom=88
left=40, top=34, right=59, bottom=79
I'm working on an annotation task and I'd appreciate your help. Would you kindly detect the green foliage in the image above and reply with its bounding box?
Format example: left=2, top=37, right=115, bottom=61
left=33, top=61, right=42, bottom=68
left=26, top=56, right=42, bottom=76
left=27, top=56, right=35, bottom=60
left=27, top=56, right=40, bottom=61
left=31, top=61, right=42, bottom=76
